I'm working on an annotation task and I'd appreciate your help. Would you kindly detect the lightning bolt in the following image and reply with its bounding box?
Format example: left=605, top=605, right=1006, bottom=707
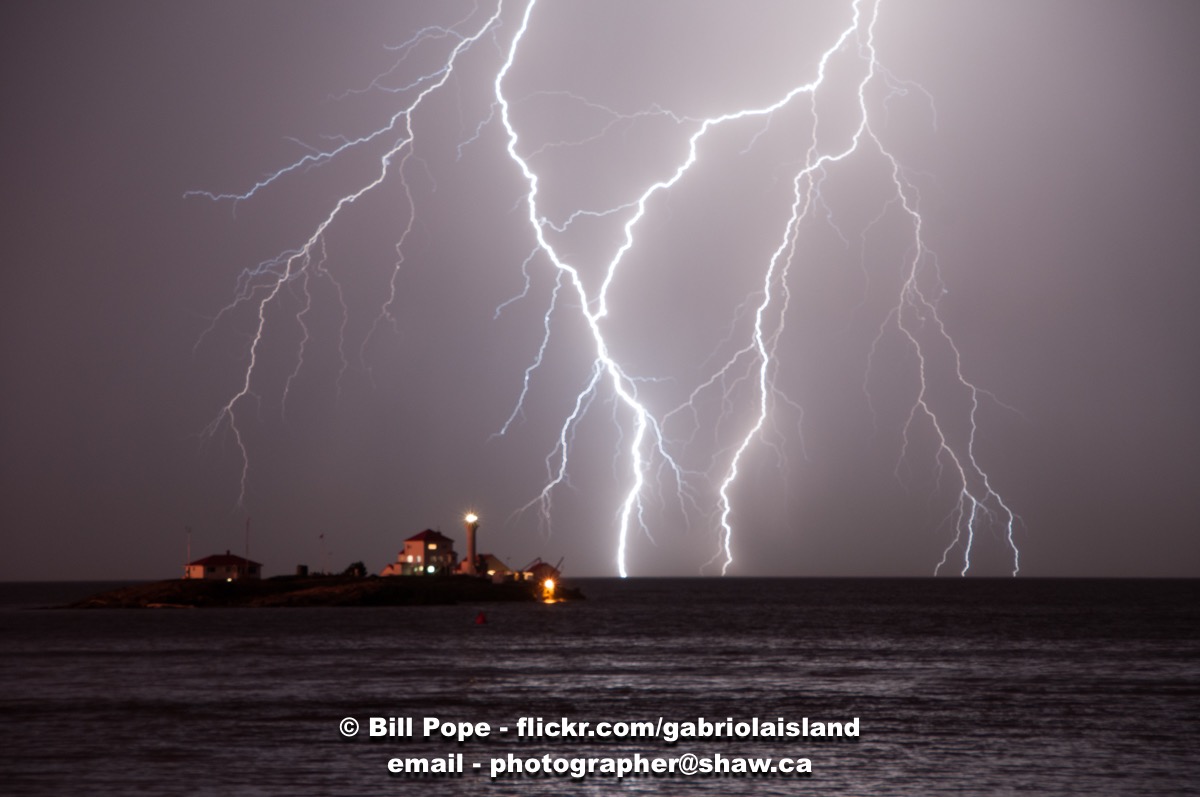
left=193, top=0, right=1021, bottom=577
left=194, top=5, right=506, bottom=505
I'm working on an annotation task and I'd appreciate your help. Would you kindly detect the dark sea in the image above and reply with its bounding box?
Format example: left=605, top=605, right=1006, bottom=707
left=1, top=578, right=1196, bottom=796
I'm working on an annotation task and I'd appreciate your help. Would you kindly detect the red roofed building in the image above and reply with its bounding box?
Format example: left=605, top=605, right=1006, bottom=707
left=522, top=558, right=560, bottom=585
left=380, top=530, right=458, bottom=576
left=184, top=550, right=262, bottom=580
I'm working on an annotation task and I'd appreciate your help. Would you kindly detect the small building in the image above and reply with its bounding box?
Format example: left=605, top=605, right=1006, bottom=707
left=184, top=550, right=262, bottom=581
left=380, top=530, right=458, bottom=576
left=470, top=553, right=512, bottom=582
left=523, top=558, right=560, bottom=585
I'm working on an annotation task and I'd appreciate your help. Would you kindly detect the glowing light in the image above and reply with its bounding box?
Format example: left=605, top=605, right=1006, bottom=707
left=194, top=0, right=1021, bottom=578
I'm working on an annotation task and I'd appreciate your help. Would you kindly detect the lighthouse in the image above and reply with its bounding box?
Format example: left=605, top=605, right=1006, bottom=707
left=463, top=513, right=480, bottom=575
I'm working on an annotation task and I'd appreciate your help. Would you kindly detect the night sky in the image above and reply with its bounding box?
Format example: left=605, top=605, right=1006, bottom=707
left=2, top=0, right=1198, bottom=580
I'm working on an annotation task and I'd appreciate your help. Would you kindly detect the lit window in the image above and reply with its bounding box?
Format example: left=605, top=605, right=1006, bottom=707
left=428, top=543, right=437, bottom=550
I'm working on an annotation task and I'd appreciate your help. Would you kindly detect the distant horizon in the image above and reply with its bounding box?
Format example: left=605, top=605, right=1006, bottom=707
left=5, top=573, right=1197, bottom=585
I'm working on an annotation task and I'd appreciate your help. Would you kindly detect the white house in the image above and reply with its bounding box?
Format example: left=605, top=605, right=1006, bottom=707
left=184, top=551, right=262, bottom=581
left=380, top=530, right=458, bottom=576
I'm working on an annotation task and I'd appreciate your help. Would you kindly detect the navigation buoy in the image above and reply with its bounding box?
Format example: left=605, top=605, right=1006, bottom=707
left=475, top=611, right=487, bottom=625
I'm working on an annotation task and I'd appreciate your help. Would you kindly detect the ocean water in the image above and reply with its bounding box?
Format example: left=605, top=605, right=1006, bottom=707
left=0, top=578, right=1196, bottom=795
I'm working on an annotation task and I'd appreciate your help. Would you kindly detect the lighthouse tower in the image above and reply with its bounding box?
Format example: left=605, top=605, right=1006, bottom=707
left=463, top=513, right=480, bottom=575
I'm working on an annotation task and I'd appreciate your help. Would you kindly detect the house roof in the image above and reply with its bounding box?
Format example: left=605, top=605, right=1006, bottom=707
left=188, top=551, right=262, bottom=568
left=478, top=553, right=510, bottom=573
left=406, top=529, right=455, bottom=545
left=524, top=559, right=560, bottom=578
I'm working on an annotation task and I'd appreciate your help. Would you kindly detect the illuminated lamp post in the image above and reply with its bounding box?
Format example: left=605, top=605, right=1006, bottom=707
left=464, top=513, right=480, bottom=576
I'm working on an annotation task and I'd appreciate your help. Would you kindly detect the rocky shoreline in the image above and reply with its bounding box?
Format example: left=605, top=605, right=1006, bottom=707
left=67, top=575, right=580, bottom=608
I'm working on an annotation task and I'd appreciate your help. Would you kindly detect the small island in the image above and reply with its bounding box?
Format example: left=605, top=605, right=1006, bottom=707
left=71, top=513, right=582, bottom=608
left=69, top=573, right=579, bottom=609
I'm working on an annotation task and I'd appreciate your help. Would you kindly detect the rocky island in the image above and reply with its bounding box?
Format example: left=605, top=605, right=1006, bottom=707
left=68, top=574, right=580, bottom=609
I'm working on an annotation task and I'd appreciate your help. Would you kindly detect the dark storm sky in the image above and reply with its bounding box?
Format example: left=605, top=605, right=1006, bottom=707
left=2, top=0, right=1198, bottom=580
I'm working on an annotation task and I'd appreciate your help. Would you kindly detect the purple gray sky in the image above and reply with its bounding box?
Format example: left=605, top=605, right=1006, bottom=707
left=2, top=0, right=1198, bottom=580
